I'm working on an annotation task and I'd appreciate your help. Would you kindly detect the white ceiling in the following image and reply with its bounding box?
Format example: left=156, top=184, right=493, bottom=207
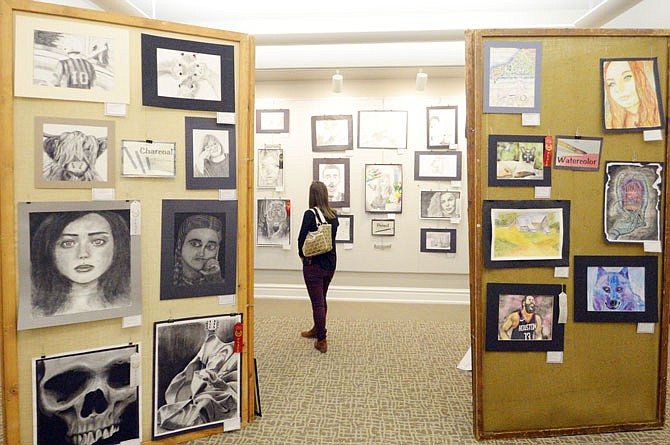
left=38, top=0, right=668, bottom=79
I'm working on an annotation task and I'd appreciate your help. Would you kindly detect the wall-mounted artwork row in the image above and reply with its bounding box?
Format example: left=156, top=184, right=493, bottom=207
left=153, top=314, right=241, bottom=440
left=160, top=200, right=238, bottom=300
left=17, top=201, right=141, bottom=330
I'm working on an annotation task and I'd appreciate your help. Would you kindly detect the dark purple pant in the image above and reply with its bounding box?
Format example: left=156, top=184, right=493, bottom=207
left=302, top=264, right=335, bottom=341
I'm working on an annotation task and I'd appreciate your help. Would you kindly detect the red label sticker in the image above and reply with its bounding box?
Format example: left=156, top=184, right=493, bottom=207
left=285, top=201, right=291, bottom=216
left=233, top=322, right=243, bottom=353
left=544, top=136, right=554, bottom=167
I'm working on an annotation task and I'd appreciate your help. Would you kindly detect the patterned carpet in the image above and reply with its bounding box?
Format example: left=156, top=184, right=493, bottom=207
left=186, top=316, right=670, bottom=445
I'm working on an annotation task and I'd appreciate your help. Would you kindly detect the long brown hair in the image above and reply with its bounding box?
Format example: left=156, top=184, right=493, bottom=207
left=309, top=181, right=336, bottom=219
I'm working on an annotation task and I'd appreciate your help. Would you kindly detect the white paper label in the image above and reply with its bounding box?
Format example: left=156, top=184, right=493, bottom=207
left=92, top=188, right=115, bottom=200
left=554, top=267, right=569, bottom=278
left=457, top=347, right=472, bottom=371
left=558, top=292, right=568, bottom=324
left=450, top=216, right=461, bottom=224
left=387, top=213, right=396, bottom=220
left=534, top=186, right=551, bottom=198
left=129, top=352, right=140, bottom=388
left=104, top=102, right=127, bottom=116
left=546, top=351, right=563, bottom=363
left=450, top=180, right=462, bottom=189
left=343, top=244, right=353, bottom=250
left=130, top=201, right=141, bottom=236
left=219, top=189, right=237, bottom=201
left=522, top=113, right=541, bottom=126
left=281, top=243, right=291, bottom=250
left=637, top=323, right=655, bottom=334
left=396, top=148, right=407, bottom=156
left=216, top=112, right=236, bottom=125
left=122, top=315, right=142, bottom=328
left=341, top=207, right=351, bottom=214
left=274, top=185, right=284, bottom=192
left=223, top=417, right=241, bottom=432
left=644, top=241, right=662, bottom=252
left=643, top=129, right=663, bottom=141
left=218, top=294, right=235, bottom=305
left=120, top=440, right=141, bottom=445
left=345, top=150, right=354, bottom=157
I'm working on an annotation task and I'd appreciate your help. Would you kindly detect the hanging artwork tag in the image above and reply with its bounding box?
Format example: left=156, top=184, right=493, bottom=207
left=129, top=352, right=141, bottom=388
left=558, top=291, right=568, bottom=324
left=234, top=322, right=244, bottom=353
left=543, top=136, right=553, bottom=167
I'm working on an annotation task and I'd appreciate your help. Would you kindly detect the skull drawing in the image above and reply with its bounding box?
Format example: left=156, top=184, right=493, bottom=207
left=37, top=347, right=137, bottom=445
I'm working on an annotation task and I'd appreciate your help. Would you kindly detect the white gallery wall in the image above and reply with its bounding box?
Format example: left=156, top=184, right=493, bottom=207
left=254, top=76, right=470, bottom=304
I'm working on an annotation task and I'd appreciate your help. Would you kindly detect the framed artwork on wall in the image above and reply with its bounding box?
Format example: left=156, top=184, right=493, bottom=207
left=121, top=139, right=176, bottom=177
left=427, top=106, right=458, bottom=149
left=486, top=283, right=564, bottom=352
left=488, top=134, right=550, bottom=187
left=371, top=219, right=395, bottom=236
left=257, top=146, right=283, bottom=189
left=311, top=115, right=353, bottom=151
left=185, top=117, right=237, bottom=190
left=14, top=14, right=130, bottom=103
left=483, top=200, right=570, bottom=269
left=365, top=164, right=403, bottom=213
left=256, top=109, right=289, bottom=134
left=357, top=110, right=408, bottom=149
left=35, top=116, right=114, bottom=189
left=34, top=343, right=141, bottom=445
left=420, top=228, right=456, bottom=253
left=573, top=255, right=658, bottom=323
left=159, top=200, right=238, bottom=300
left=601, top=57, right=665, bottom=132
left=335, top=214, right=354, bottom=243
left=553, top=136, right=603, bottom=171
left=141, top=33, right=235, bottom=112
left=604, top=161, right=663, bottom=243
left=313, top=158, right=350, bottom=208
left=17, top=200, right=142, bottom=330
left=256, top=199, right=291, bottom=246
left=483, top=40, right=542, bottom=114
left=414, top=151, right=462, bottom=181
left=153, top=314, right=241, bottom=440
left=420, top=190, right=461, bottom=220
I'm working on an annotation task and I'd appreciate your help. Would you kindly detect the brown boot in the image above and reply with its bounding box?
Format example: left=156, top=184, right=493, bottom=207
left=301, top=327, right=317, bottom=338
left=314, top=339, right=328, bottom=353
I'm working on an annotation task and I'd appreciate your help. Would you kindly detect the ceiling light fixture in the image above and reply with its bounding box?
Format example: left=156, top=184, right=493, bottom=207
left=416, top=68, right=428, bottom=91
left=332, top=70, right=343, bottom=93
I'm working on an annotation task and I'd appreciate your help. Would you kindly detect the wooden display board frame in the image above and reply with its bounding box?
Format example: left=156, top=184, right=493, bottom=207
left=0, top=1, right=257, bottom=443
left=466, top=28, right=670, bottom=440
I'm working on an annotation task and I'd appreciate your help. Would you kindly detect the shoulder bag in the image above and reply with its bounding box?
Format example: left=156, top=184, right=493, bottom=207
left=302, top=207, right=333, bottom=257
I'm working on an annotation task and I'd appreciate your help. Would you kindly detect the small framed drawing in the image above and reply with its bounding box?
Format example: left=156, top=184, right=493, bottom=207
left=371, top=219, right=395, bottom=236
left=486, top=283, right=564, bottom=352
left=312, top=115, right=353, bottom=151
left=483, top=41, right=542, bottom=114
left=574, top=255, right=658, bottom=323
left=153, top=313, right=242, bottom=440
left=488, top=135, right=550, bottom=187
left=483, top=200, right=570, bottom=269
left=141, top=34, right=234, bottom=112
left=313, top=158, right=350, bottom=208
left=256, top=109, right=289, bottom=134
left=257, top=146, right=283, bottom=189
left=601, top=58, right=665, bottom=132
left=420, top=228, right=456, bottom=253
left=420, top=190, right=461, bottom=220
left=336, top=215, right=354, bottom=244
left=121, top=140, right=176, bottom=177
left=185, top=117, right=237, bottom=190
left=604, top=161, right=662, bottom=243
left=358, top=110, right=408, bottom=149
left=414, top=151, right=462, bottom=181
left=257, top=199, right=291, bottom=247
left=15, top=14, right=130, bottom=103
left=160, top=200, right=238, bottom=300
left=365, top=164, right=403, bottom=213
left=427, top=106, right=457, bottom=149
left=34, top=343, right=141, bottom=445
left=553, top=136, right=603, bottom=171
left=17, top=200, right=141, bottom=330
left=35, top=116, right=114, bottom=189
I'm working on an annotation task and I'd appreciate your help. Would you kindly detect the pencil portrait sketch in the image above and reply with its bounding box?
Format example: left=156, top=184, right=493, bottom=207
left=257, top=147, right=283, bottom=188
left=256, top=199, right=291, bottom=246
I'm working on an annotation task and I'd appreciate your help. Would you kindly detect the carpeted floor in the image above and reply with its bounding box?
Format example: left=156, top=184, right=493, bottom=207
left=185, top=315, right=670, bottom=445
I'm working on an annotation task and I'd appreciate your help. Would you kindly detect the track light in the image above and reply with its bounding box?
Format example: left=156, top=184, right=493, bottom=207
left=332, top=70, right=343, bottom=93
left=416, top=68, right=428, bottom=91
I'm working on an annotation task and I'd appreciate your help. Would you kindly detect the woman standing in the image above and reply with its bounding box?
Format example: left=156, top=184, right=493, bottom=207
left=298, top=181, right=339, bottom=353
